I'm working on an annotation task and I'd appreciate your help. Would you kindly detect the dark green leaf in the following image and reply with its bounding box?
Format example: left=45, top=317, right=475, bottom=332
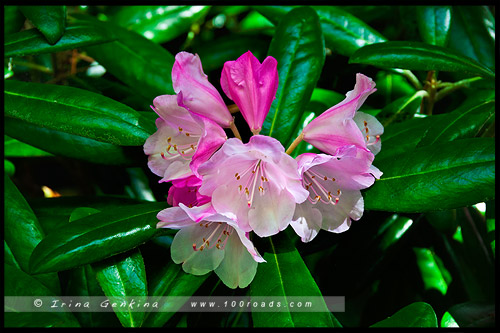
left=143, top=260, right=210, bottom=327
left=29, top=202, right=167, bottom=274
left=376, top=90, right=425, bottom=128
left=448, top=6, right=495, bottom=70
left=4, top=264, right=80, bottom=327
left=4, top=22, right=117, bottom=57
left=370, top=302, right=438, bottom=327
left=261, top=7, right=325, bottom=146
left=250, top=231, right=338, bottom=327
left=416, top=6, right=453, bottom=47
left=448, top=302, right=495, bottom=327
left=365, top=138, right=495, bottom=212
left=4, top=6, right=26, bottom=37
left=19, top=6, right=66, bottom=44
left=111, top=6, right=210, bottom=44
left=72, top=14, right=175, bottom=101
left=5, top=80, right=152, bottom=146
left=94, top=250, right=148, bottom=327
left=4, top=174, right=61, bottom=294
left=349, top=41, right=495, bottom=79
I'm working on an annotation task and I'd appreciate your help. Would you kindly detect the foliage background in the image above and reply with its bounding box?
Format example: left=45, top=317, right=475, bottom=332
left=4, top=5, right=495, bottom=328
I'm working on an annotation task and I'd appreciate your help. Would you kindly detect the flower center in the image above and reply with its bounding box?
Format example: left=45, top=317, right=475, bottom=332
left=234, top=160, right=269, bottom=208
left=362, top=120, right=380, bottom=146
left=192, top=222, right=233, bottom=251
left=302, top=169, right=341, bottom=205
left=160, top=126, right=201, bottom=161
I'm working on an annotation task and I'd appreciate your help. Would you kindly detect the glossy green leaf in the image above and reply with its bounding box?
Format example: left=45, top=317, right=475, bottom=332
left=4, top=159, right=15, bottom=176
left=4, top=173, right=61, bottom=294
left=5, top=80, right=152, bottom=146
left=416, top=6, right=452, bottom=47
left=4, top=264, right=80, bottom=328
left=250, top=231, right=338, bottom=327
left=413, top=247, right=450, bottom=295
left=143, top=260, right=210, bottom=327
left=440, top=311, right=459, bottom=327
left=254, top=6, right=387, bottom=57
left=4, top=135, right=52, bottom=157
left=72, top=14, right=175, bottom=101
left=417, top=98, right=495, bottom=147
left=376, top=90, right=425, bottom=128
left=111, top=6, right=210, bottom=44
left=19, top=6, right=66, bottom=44
left=29, top=201, right=167, bottom=274
left=486, top=200, right=495, bottom=257
left=370, top=302, right=437, bottom=327
left=4, top=6, right=25, bottom=36
left=94, top=250, right=148, bottom=327
left=261, top=7, right=325, bottom=146
left=349, top=41, right=495, bottom=79
left=365, top=138, right=495, bottom=212
left=448, top=6, right=495, bottom=70
left=240, top=10, right=275, bottom=35
left=4, top=22, right=116, bottom=57
left=447, top=302, right=495, bottom=327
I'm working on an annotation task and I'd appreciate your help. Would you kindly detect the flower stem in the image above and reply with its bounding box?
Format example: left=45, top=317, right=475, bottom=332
left=228, top=104, right=240, bottom=114
left=229, top=120, right=242, bottom=141
left=435, top=76, right=483, bottom=102
left=285, top=133, right=304, bottom=155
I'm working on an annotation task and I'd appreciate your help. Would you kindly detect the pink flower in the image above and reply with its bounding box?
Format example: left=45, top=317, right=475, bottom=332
left=220, top=51, right=279, bottom=135
left=301, top=73, right=377, bottom=158
left=172, top=52, right=234, bottom=128
left=290, top=146, right=382, bottom=242
left=353, top=111, right=384, bottom=155
left=167, top=175, right=210, bottom=208
left=197, top=135, right=309, bottom=237
left=144, top=95, right=227, bottom=182
left=157, top=203, right=265, bottom=289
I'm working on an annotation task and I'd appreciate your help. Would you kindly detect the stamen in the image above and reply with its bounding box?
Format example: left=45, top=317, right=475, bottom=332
left=303, top=169, right=341, bottom=205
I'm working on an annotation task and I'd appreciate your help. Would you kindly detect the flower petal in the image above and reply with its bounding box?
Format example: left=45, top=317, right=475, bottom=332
left=353, top=111, right=384, bottom=155
left=290, top=201, right=323, bottom=242
left=317, top=189, right=364, bottom=234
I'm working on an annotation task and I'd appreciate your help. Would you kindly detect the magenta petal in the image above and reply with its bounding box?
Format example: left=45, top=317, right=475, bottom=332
left=221, top=51, right=278, bottom=134
left=172, top=52, right=233, bottom=127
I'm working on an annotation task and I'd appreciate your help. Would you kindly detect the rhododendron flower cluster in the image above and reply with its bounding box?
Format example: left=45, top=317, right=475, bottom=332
left=144, top=50, right=383, bottom=289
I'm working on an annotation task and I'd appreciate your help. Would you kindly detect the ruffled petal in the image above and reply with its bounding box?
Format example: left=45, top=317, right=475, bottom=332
left=290, top=201, right=323, bottom=242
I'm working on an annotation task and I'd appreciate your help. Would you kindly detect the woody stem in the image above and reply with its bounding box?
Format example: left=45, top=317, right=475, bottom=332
left=285, top=132, right=304, bottom=155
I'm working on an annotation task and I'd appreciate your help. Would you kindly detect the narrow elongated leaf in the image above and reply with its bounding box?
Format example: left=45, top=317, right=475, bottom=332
left=4, top=174, right=61, bottom=294
left=250, top=231, right=338, bottom=327
left=4, top=23, right=116, bottom=57
left=112, top=6, right=210, bottom=44
left=370, top=302, right=438, bottom=327
left=416, top=6, right=453, bottom=47
left=71, top=14, right=175, bottom=101
left=365, top=138, right=495, bottom=212
left=349, top=41, right=495, bottom=79
left=5, top=80, right=151, bottom=146
left=4, top=135, right=52, bottom=157
left=448, top=6, right=495, bottom=70
left=29, top=202, right=167, bottom=274
left=261, top=6, right=325, bottom=145
left=143, top=260, right=209, bottom=327
left=94, top=250, right=148, bottom=327
left=4, top=264, right=80, bottom=328
left=413, top=247, right=450, bottom=295
left=19, top=6, right=66, bottom=44
left=254, top=6, right=386, bottom=56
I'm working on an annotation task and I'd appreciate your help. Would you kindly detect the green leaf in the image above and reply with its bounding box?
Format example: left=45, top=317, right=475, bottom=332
left=4, top=159, right=15, bottom=176
left=376, top=90, right=425, bottom=128
left=448, top=6, right=495, bottom=70
left=111, top=6, right=210, bottom=44
left=413, top=247, right=450, bottom=295
left=143, top=260, right=210, bottom=327
left=349, top=41, right=495, bottom=79
left=4, top=135, right=52, bottom=157
left=4, top=264, right=80, bottom=328
left=250, top=231, right=338, bottom=327
left=4, top=174, right=61, bottom=294
left=365, top=138, right=495, bottom=212
left=416, top=6, right=453, bottom=47
left=29, top=202, right=167, bottom=274
left=447, top=302, right=495, bottom=327
left=94, top=250, right=148, bottom=327
left=370, top=302, right=438, bottom=327
left=19, top=6, right=66, bottom=44
left=261, top=6, right=325, bottom=146
left=4, top=6, right=26, bottom=37
left=254, top=6, right=387, bottom=57
left=4, top=22, right=117, bottom=57
left=417, top=98, right=495, bottom=147
left=72, top=14, right=175, bottom=101
left=4, top=80, right=152, bottom=146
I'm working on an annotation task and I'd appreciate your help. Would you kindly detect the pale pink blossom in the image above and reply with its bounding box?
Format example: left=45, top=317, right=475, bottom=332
left=290, top=146, right=382, bottom=242
left=353, top=111, right=384, bottom=155
left=172, top=52, right=234, bottom=127
left=144, top=95, right=227, bottom=182
left=197, top=135, right=309, bottom=237
left=220, top=51, right=279, bottom=135
left=157, top=203, right=265, bottom=289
